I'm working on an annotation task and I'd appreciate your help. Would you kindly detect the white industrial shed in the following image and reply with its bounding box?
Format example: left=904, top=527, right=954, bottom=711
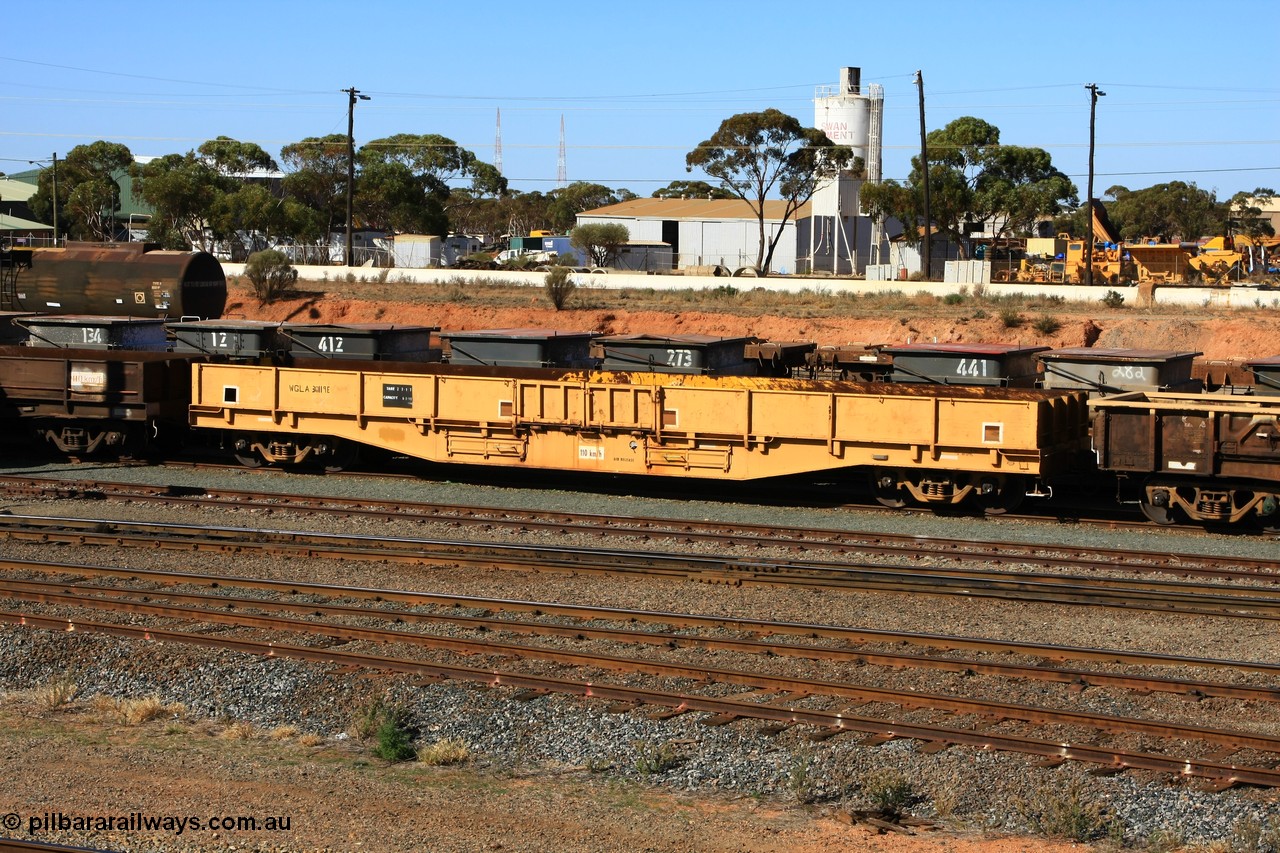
left=575, top=197, right=810, bottom=275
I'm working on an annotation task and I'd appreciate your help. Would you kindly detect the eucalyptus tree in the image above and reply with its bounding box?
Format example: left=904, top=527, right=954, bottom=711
left=355, top=133, right=507, bottom=235
left=547, top=182, right=634, bottom=233
left=29, top=141, right=133, bottom=241
left=133, top=136, right=280, bottom=252
left=1226, top=188, right=1276, bottom=240
left=686, top=109, right=853, bottom=274
left=652, top=180, right=734, bottom=200
left=279, top=134, right=349, bottom=239
left=1103, top=182, right=1220, bottom=242
left=570, top=222, right=630, bottom=267
left=862, top=116, right=1075, bottom=258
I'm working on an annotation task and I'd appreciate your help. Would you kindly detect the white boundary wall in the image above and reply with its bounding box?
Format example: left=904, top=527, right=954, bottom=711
left=221, top=263, right=1280, bottom=310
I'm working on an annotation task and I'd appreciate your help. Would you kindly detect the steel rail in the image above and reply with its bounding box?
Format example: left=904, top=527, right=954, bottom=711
left=9, top=584, right=1280, bottom=755
left=3, top=576, right=1276, bottom=704
left=3, top=608, right=1279, bottom=788
left=5, top=516, right=1280, bottom=618
left=4, top=558, right=1278, bottom=678
left=1, top=476, right=1274, bottom=577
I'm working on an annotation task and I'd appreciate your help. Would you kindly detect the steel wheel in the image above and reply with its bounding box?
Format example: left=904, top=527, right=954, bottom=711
left=982, top=484, right=1025, bottom=516
left=232, top=435, right=263, bottom=468
left=322, top=439, right=360, bottom=473
left=870, top=469, right=907, bottom=508
left=1139, top=500, right=1176, bottom=525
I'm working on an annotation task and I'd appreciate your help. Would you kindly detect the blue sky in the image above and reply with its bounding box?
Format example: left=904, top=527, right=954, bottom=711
left=3, top=0, right=1276, bottom=203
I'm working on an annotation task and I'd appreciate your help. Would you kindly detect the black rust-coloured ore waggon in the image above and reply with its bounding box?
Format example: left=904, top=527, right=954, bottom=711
left=1090, top=391, right=1280, bottom=527
left=0, top=346, right=195, bottom=456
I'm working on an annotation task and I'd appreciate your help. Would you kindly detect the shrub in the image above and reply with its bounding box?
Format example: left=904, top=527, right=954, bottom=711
left=244, top=250, right=298, bottom=305
left=1033, top=315, right=1061, bottom=334
left=942, top=292, right=965, bottom=305
left=545, top=266, right=577, bottom=311
left=1101, top=290, right=1126, bottom=309
left=1232, top=816, right=1280, bottom=852
left=999, top=308, right=1024, bottom=328
left=90, top=695, right=185, bottom=725
left=785, top=752, right=855, bottom=804
left=373, top=717, right=417, bottom=762
left=355, top=699, right=417, bottom=762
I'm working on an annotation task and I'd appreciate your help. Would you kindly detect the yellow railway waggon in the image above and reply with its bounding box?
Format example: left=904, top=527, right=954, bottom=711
left=190, top=362, right=1090, bottom=511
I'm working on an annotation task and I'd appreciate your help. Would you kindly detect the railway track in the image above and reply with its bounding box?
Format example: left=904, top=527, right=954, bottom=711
left=0, top=466, right=1232, bottom=537
left=2, top=512, right=1279, bottom=618
left=0, top=476, right=1273, bottom=581
left=4, top=560, right=1280, bottom=789
left=4, top=569, right=1280, bottom=700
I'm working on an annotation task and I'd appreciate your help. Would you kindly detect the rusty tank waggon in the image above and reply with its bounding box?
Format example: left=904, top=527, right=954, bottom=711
left=189, top=362, right=1091, bottom=513
left=1, top=243, right=226, bottom=319
left=1090, top=391, right=1280, bottom=529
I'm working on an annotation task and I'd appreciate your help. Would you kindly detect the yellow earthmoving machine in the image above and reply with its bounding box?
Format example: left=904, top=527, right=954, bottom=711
left=1187, top=236, right=1245, bottom=284
left=1061, top=202, right=1130, bottom=284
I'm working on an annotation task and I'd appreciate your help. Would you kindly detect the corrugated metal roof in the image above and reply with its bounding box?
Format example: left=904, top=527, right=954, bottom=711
left=0, top=212, right=52, bottom=231
left=0, top=178, right=37, bottom=203
left=583, top=197, right=810, bottom=222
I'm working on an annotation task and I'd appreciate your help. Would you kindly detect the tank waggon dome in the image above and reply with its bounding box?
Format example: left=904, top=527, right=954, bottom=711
left=5, top=243, right=227, bottom=319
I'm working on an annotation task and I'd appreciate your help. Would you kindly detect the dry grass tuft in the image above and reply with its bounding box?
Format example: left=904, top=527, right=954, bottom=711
left=270, top=725, right=301, bottom=741
left=417, top=738, right=471, bottom=766
left=29, top=679, right=78, bottom=711
left=219, top=720, right=259, bottom=740
left=90, top=694, right=185, bottom=725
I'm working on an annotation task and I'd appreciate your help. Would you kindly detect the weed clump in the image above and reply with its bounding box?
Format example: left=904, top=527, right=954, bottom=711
left=545, top=266, right=577, bottom=310
left=1033, top=314, right=1061, bottom=334
left=1011, top=777, right=1123, bottom=843
left=632, top=740, right=681, bottom=774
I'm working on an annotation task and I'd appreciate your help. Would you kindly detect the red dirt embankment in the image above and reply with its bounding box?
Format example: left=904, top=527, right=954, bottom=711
left=226, top=279, right=1280, bottom=362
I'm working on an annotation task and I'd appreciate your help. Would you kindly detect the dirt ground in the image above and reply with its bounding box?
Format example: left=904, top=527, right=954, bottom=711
left=225, top=276, right=1280, bottom=362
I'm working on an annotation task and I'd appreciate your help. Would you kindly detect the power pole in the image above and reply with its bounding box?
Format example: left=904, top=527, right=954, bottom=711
left=915, top=71, right=931, bottom=280
left=494, top=108, right=503, bottom=176
left=343, top=87, right=370, bottom=267
left=557, top=115, right=567, bottom=188
left=1085, top=83, right=1105, bottom=286
left=50, top=153, right=59, bottom=246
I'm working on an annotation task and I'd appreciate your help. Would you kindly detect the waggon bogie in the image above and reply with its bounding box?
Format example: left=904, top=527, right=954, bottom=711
left=874, top=468, right=1029, bottom=514
left=1138, top=477, right=1280, bottom=527
left=229, top=432, right=358, bottom=472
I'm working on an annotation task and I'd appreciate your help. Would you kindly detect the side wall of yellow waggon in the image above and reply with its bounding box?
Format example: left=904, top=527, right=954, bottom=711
left=190, top=364, right=1088, bottom=480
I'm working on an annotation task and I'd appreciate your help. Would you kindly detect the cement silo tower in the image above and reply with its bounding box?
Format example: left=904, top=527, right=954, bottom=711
left=807, top=67, right=884, bottom=274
